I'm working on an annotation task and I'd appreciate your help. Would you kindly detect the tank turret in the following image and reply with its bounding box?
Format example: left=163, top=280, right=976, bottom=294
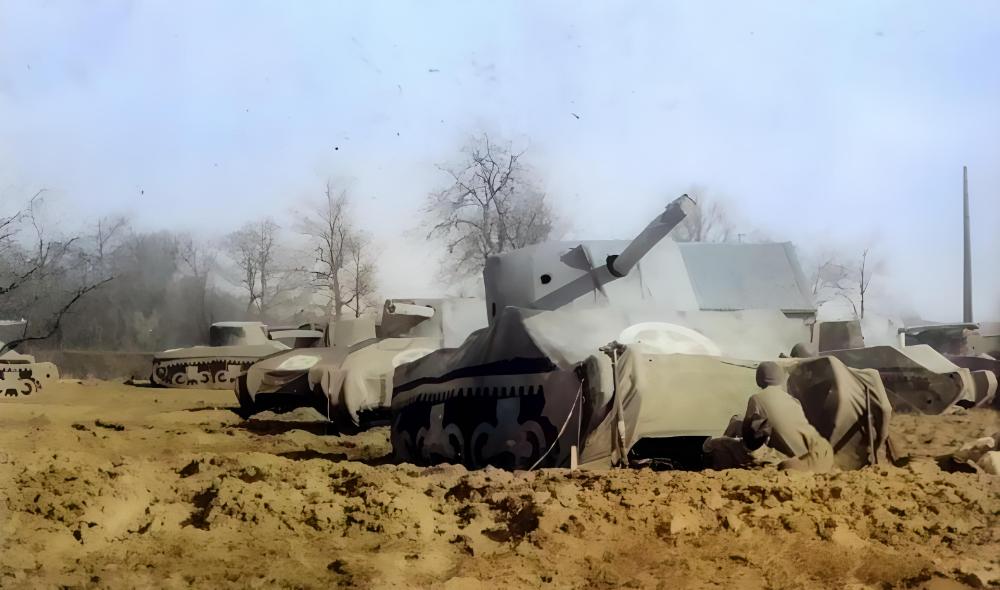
left=484, top=194, right=697, bottom=321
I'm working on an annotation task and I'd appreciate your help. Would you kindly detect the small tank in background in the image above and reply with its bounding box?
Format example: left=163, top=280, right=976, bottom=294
left=150, top=321, right=299, bottom=389
left=0, top=345, right=59, bottom=397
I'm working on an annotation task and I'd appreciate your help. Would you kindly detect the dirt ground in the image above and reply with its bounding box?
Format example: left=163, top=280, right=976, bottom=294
left=1, top=380, right=997, bottom=589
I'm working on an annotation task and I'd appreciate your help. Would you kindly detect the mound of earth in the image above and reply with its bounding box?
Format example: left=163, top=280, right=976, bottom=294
left=0, top=380, right=997, bottom=589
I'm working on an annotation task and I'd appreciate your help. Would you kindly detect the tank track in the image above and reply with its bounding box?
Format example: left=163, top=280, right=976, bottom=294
left=151, top=358, right=257, bottom=390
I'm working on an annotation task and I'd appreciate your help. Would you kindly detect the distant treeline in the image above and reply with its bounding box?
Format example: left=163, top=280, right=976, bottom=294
left=0, top=134, right=561, bottom=353
left=0, top=199, right=321, bottom=353
left=0, top=220, right=252, bottom=352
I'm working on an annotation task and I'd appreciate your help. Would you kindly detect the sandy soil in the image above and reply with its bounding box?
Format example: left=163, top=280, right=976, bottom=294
left=1, top=380, right=997, bottom=589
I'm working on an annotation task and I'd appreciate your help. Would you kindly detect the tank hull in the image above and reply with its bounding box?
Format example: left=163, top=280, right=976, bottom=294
left=151, top=343, right=289, bottom=389
left=0, top=361, right=60, bottom=397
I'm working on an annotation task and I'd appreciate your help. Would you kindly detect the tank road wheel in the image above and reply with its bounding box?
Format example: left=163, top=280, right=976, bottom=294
left=19, top=379, right=39, bottom=396
left=2, top=372, right=17, bottom=396
left=170, top=371, right=189, bottom=387
left=150, top=366, right=168, bottom=387
left=470, top=423, right=496, bottom=467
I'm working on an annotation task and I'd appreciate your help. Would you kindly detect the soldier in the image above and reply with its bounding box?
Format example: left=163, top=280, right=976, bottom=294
left=778, top=342, right=817, bottom=359
left=741, top=361, right=834, bottom=472
left=789, top=341, right=818, bottom=358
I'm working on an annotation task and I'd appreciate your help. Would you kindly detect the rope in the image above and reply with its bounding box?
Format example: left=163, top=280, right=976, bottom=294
left=864, top=382, right=878, bottom=465
left=609, top=347, right=630, bottom=468
left=528, top=382, right=583, bottom=471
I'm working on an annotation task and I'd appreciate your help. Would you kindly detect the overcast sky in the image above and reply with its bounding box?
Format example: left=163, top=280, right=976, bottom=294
left=1, top=1, right=997, bottom=321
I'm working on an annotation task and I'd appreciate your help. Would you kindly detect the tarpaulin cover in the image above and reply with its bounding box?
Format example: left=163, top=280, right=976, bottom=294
left=241, top=317, right=378, bottom=399
left=784, top=356, right=892, bottom=470
left=319, top=336, right=441, bottom=428
left=393, top=306, right=811, bottom=469
left=577, top=350, right=758, bottom=468
left=824, top=345, right=974, bottom=414
left=239, top=300, right=486, bottom=423
left=580, top=353, right=892, bottom=470
left=242, top=345, right=361, bottom=398
left=396, top=305, right=809, bottom=381
left=391, top=307, right=587, bottom=468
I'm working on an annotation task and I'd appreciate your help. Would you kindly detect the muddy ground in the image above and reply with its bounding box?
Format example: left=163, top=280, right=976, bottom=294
left=0, top=380, right=997, bottom=589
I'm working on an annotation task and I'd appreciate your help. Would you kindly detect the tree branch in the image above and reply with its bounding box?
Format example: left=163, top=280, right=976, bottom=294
left=0, top=276, right=115, bottom=354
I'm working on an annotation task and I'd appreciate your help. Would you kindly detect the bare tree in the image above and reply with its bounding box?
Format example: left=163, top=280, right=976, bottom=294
left=299, top=183, right=351, bottom=319
left=806, top=247, right=883, bottom=319
left=1, top=278, right=113, bottom=354
left=224, top=219, right=295, bottom=318
left=671, top=192, right=735, bottom=243
left=343, top=231, right=378, bottom=318
left=855, top=248, right=880, bottom=320
left=0, top=193, right=114, bottom=353
left=177, top=234, right=215, bottom=331
left=298, top=182, right=379, bottom=320
left=177, top=235, right=213, bottom=280
left=0, top=194, right=68, bottom=298
left=425, top=133, right=554, bottom=278
left=828, top=248, right=885, bottom=320
left=56, top=228, right=248, bottom=351
left=806, top=250, right=854, bottom=308
left=91, top=215, right=130, bottom=271
left=0, top=189, right=44, bottom=253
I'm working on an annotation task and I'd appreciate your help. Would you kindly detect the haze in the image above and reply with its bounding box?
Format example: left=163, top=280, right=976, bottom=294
left=1, top=1, right=997, bottom=321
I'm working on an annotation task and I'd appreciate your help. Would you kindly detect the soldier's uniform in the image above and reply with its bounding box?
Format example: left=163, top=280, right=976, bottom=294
left=741, top=362, right=834, bottom=472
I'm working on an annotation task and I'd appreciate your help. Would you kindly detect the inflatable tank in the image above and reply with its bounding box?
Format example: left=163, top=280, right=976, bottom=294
left=151, top=322, right=295, bottom=389
left=391, top=195, right=823, bottom=469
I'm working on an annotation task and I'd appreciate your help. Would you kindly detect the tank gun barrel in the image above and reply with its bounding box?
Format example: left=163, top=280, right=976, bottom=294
left=606, top=194, right=695, bottom=277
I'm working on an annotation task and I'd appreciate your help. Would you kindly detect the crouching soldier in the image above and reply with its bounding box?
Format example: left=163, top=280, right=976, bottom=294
left=704, top=362, right=834, bottom=472
left=742, top=362, right=834, bottom=472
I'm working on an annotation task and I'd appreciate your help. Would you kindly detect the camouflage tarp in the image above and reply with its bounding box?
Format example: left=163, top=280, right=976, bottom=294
left=824, top=345, right=974, bottom=414
left=318, top=336, right=443, bottom=429
left=236, top=299, right=487, bottom=421
left=580, top=352, right=890, bottom=470
left=391, top=307, right=582, bottom=469
left=392, top=306, right=893, bottom=471
left=235, top=318, right=377, bottom=412
left=784, top=355, right=891, bottom=470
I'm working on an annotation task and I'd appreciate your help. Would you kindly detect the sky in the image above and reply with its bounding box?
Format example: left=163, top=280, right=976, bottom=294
left=1, top=1, right=998, bottom=321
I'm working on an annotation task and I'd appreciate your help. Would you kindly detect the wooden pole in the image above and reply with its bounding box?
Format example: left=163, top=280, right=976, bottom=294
left=963, top=166, right=973, bottom=322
